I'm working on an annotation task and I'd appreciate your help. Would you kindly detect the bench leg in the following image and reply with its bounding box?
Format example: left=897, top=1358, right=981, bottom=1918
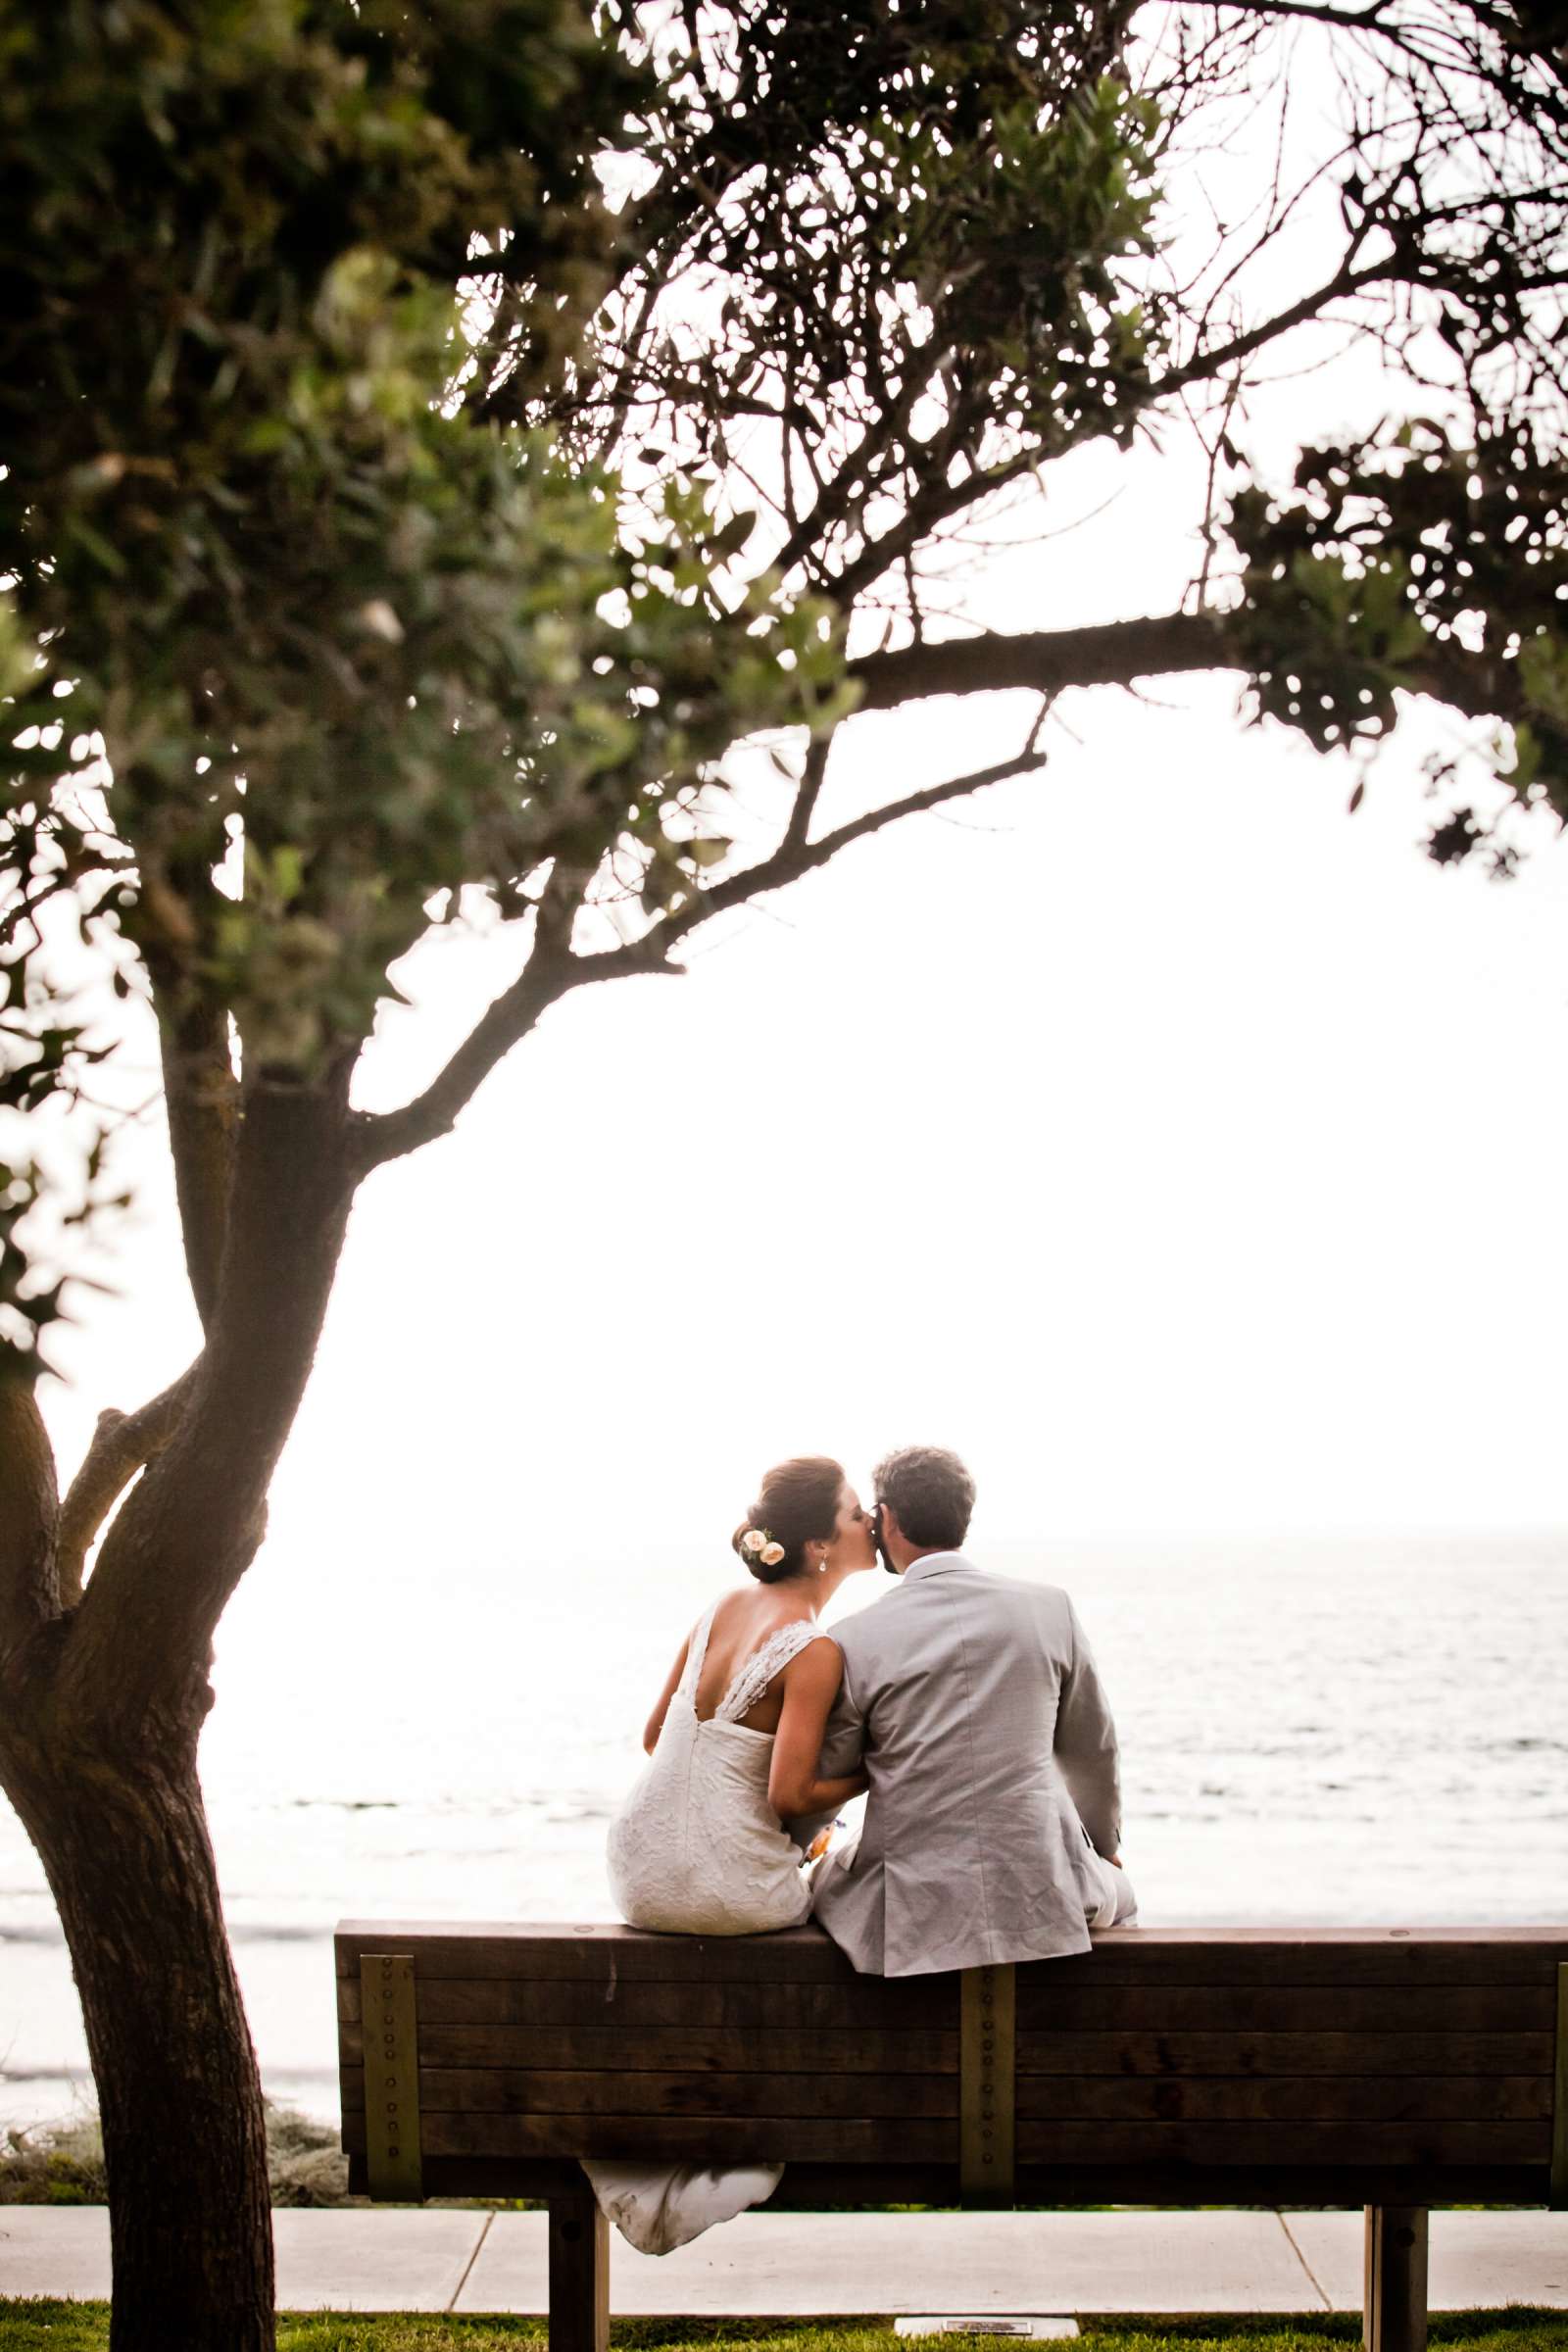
left=549, top=2185, right=609, bottom=2352
left=1364, top=2205, right=1428, bottom=2352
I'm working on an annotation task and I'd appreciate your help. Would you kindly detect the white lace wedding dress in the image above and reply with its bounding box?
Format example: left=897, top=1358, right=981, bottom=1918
left=585, top=1602, right=829, bottom=2254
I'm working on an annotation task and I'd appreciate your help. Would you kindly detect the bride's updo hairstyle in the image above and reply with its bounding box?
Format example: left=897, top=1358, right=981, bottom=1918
left=731, top=1456, right=845, bottom=1585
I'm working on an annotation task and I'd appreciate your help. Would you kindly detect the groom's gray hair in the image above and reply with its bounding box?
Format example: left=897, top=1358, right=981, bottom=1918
left=873, top=1445, right=975, bottom=1550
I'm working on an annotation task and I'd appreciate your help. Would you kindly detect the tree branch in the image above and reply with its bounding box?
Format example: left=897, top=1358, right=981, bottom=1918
left=353, top=591, right=1544, bottom=1192
left=353, top=949, right=586, bottom=1174
left=0, top=1384, right=60, bottom=1657
left=655, top=728, right=1054, bottom=950
left=849, top=599, right=1557, bottom=743
left=1205, top=0, right=1566, bottom=75
left=1153, top=255, right=1392, bottom=403
left=151, top=986, right=239, bottom=1332
left=355, top=618, right=1241, bottom=1171
left=849, top=610, right=1235, bottom=710
left=54, top=1364, right=199, bottom=1608
left=781, top=733, right=831, bottom=854
left=355, top=725, right=1056, bottom=1173
left=354, top=857, right=640, bottom=1174
left=63, top=1083, right=356, bottom=1727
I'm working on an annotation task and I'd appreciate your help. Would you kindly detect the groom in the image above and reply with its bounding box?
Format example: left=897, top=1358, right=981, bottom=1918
left=808, top=1445, right=1136, bottom=1976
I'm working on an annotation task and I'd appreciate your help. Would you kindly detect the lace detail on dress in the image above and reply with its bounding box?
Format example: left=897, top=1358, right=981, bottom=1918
left=713, top=1621, right=826, bottom=1724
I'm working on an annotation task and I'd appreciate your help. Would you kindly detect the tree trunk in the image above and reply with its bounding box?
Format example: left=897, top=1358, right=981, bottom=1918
left=0, top=1077, right=358, bottom=2345
left=3, top=1705, right=274, bottom=2352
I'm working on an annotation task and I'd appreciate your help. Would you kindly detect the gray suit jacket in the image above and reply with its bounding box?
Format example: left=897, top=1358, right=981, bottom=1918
left=808, top=1551, right=1123, bottom=1977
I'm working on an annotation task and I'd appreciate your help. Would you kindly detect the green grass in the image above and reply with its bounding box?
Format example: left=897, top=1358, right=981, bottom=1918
left=2, top=2310, right=1566, bottom=2352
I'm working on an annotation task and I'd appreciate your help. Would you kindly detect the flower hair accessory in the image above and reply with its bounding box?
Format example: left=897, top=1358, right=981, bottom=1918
left=740, top=1526, right=787, bottom=1569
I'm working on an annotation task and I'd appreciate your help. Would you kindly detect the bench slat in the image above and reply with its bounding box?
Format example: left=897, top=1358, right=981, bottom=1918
left=332, top=1925, right=1568, bottom=1986
left=337, top=1977, right=952, bottom=2030
left=1016, top=2075, right=1549, bottom=2122
left=340, top=2021, right=959, bottom=2072
left=1018, top=2030, right=1553, bottom=2078
left=1055, top=1936, right=1568, bottom=1985
left=340, top=2064, right=959, bottom=2118
left=338, top=2020, right=1550, bottom=2080
left=350, top=2151, right=1547, bottom=2208
left=339, top=2064, right=1546, bottom=2124
left=342, top=2112, right=961, bottom=2163
left=335, top=1925, right=849, bottom=1983
left=1015, top=2119, right=1547, bottom=2166
left=335, top=1974, right=1548, bottom=2035
left=1013, top=1986, right=1547, bottom=2032
left=339, top=2109, right=1545, bottom=2167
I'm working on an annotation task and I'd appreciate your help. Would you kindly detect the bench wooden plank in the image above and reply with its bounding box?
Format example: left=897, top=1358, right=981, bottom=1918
left=348, top=2150, right=1548, bottom=2208
left=339, top=2021, right=960, bottom=2074
left=1017, top=2030, right=1553, bottom=2077
left=336, top=1976, right=951, bottom=2031
left=338, top=2020, right=1549, bottom=2080
left=335, top=1925, right=850, bottom=1983
left=1013, top=1985, right=1548, bottom=2033
left=1057, top=1935, right=1568, bottom=1984
left=1013, top=2121, right=1545, bottom=2165
left=339, top=2064, right=1546, bottom=2125
left=771, top=2161, right=1543, bottom=2207
left=343, top=2112, right=961, bottom=2163
left=1015, top=2076, right=1549, bottom=2122
left=332, top=1923, right=1568, bottom=1984
left=335, top=1974, right=1548, bottom=2035
left=340, top=2109, right=1545, bottom=2167
left=340, top=2064, right=959, bottom=2119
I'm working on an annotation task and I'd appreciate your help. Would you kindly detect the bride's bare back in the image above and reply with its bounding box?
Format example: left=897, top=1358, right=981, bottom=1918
left=692, top=1586, right=824, bottom=1731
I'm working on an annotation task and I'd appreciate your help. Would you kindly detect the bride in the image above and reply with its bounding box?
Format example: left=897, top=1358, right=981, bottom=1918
left=586, top=1455, right=879, bottom=2253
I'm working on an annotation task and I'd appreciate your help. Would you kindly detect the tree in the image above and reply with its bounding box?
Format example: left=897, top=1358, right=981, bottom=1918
left=1, top=2, right=1564, bottom=2343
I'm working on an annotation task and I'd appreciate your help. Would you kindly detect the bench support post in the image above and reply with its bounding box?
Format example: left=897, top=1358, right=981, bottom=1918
left=549, top=2184, right=609, bottom=2352
left=1551, top=1960, right=1567, bottom=2209
left=1363, top=2205, right=1428, bottom=2352
left=360, top=1954, right=423, bottom=2202
left=959, top=1963, right=1016, bottom=2205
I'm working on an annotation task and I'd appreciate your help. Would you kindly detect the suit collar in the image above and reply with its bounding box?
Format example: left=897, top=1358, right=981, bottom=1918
left=901, top=1549, right=976, bottom=1586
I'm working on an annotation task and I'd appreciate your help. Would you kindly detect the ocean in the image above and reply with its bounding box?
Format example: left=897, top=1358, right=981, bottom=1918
left=2, top=1529, right=1564, bottom=2131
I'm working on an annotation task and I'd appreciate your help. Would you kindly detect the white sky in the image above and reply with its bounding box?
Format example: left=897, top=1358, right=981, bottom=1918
left=31, top=34, right=1568, bottom=1589
left=38, top=629, right=1568, bottom=1569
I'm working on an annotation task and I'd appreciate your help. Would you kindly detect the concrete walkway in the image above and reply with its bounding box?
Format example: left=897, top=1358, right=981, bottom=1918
left=1, top=2208, right=1564, bottom=2318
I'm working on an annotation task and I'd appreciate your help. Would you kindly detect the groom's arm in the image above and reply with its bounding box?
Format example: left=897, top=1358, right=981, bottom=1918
left=815, top=1682, right=867, bottom=1780
left=785, top=1673, right=867, bottom=1853
left=1054, top=1598, right=1123, bottom=1860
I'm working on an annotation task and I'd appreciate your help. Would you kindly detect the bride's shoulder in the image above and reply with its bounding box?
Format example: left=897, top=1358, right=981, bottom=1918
left=772, top=1621, right=841, bottom=1666
left=697, top=1585, right=755, bottom=1635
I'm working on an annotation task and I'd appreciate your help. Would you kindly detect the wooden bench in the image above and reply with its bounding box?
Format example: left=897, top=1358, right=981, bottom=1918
left=336, top=1921, right=1568, bottom=2352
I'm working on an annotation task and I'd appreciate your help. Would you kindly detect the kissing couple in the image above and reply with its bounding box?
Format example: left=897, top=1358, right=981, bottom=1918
left=585, top=1445, right=1138, bottom=2253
